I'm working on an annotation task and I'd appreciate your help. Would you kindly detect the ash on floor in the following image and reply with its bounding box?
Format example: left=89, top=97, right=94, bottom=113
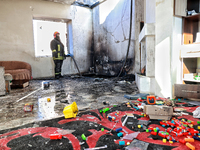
left=0, top=75, right=138, bottom=130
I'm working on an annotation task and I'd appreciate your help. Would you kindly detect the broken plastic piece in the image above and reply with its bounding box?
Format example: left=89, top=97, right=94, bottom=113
left=125, top=139, right=149, bottom=150
left=122, top=116, right=128, bottom=126
left=138, top=120, right=151, bottom=126
left=122, top=132, right=140, bottom=140
left=122, top=129, right=128, bottom=134
left=122, top=114, right=135, bottom=126
left=84, top=145, right=107, bottom=150
left=57, top=129, right=75, bottom=135
left=106, top=121, right=118, bottom=134
left=193, top=107, right=200, bottom=118
left=79, top=142, right=85, bottom=145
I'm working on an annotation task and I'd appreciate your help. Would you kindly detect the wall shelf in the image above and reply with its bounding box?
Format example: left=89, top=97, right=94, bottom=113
left=183, top=13, right=200, bottom=21
left=180, top=44, right=200, bottom=84
left=180, top=44, right=200, bottom=58
left=183, top=79, right=200, bottom=82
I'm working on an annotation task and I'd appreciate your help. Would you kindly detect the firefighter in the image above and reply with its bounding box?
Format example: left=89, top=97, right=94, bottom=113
left=50, top=31, right=65, bottom=79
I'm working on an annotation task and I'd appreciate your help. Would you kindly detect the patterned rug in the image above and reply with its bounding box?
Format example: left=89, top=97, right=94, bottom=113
left=0, top=99, right=200, bottom=150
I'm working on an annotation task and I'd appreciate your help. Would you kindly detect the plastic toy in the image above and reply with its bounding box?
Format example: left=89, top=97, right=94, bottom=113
left=147, top=96, right=156, bottom=105
left=178, top=139, right=186, bottom=144
left=116, top=127, right=122, bottom=132
left=163, top=139, right=167, bottom=143
left=185, top=138, right=194, bottom=142
left=186, top=142, right=195, bottom=150
left=63, top=102, right=78, bottom=119
left=119, top=141, right=125, bottom=145
left=117, top=132, right=123, bottom=137
left=50, top=134, right=62, bottom=140
left=100, top=107, right=109, bottom=113
left=81, top=134, right=86, bottom=140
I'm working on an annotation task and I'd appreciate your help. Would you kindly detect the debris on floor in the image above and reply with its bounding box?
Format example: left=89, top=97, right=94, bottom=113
left=1, top=75, right=200, bottom=149
left=193, top=107, right=200, bottom=118
left=0, top=96, right=200, bottom=149
left=24, top=103, right=33, bottom=112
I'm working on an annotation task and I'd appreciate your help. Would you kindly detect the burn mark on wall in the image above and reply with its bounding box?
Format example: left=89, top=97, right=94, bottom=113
left=94, top=49, right=134, bottom=77
left=88, top=30, right=94, bottom=69
left=92, top=0, right=135, bottom=76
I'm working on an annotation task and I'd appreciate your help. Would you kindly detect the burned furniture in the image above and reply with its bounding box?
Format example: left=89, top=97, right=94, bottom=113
left=0, top=61, right=32, bottom=88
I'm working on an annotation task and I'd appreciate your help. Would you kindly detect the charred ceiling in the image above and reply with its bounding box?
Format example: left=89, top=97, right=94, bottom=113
left=44, top=0, right=106, bottom=8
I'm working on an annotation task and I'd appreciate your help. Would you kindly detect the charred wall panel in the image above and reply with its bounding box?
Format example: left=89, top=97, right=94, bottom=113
left=92, top=0, right=136, bottom=76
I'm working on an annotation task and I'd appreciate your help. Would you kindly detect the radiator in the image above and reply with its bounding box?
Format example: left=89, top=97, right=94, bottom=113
left=0, top=67, right=5, bottom=96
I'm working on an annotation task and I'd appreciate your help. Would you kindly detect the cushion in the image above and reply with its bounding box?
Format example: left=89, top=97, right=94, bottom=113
left=5, top=69, right=31, bottom=80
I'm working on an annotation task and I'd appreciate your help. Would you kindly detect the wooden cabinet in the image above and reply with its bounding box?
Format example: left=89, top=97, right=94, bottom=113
left=174, top=84, right=200, bottom=99
left=175, top=0, right=200, bottom=17
left=175, top=45, right=200, bottom=99
left=174, top=1, right=200, bottom=99
left=183, top=17, right=199, bottom=44
left=180, top=45, right=200, bottom=83
left=175, top=0, right=187, bottom=16
left=174, top=0, right=200, bottom=44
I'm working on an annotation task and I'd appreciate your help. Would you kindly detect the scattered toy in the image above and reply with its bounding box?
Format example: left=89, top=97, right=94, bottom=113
left=147, top=96, right=156, bottom=105
left=47, top=98, right=51, bottom=102
left=50, top=134, right=62, bottom=140
left=63, top=102, right=78, bottom=119
left=100, top=107, right=109, bottom=113
left=81, top=134, right=86, bottom=140
left=24, top=103, right=33, bottom=112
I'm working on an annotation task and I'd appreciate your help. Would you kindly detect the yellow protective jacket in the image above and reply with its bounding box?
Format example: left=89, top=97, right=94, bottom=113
left=50, top=38, right=65, bottom=60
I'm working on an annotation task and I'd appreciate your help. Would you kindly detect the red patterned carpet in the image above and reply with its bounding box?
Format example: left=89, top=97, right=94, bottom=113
left=0, top=100, right=200, bottom=150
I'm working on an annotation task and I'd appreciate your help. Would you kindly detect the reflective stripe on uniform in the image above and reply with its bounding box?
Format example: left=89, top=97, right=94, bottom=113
left=52, top=50, right=56, bottom=52
left=58, top=45, right=60, bottom=51
left=53, top=57, right=64, bottom=60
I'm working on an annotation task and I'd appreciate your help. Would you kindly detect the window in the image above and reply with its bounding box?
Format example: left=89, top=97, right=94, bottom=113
left=33, top=20, right=67, bottom=57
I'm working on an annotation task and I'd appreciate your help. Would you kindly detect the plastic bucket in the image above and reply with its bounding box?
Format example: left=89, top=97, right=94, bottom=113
left=63, top=102, right=78, bottom=119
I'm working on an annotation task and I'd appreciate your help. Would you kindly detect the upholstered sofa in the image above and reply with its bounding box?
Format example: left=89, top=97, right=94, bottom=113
left=0, top=61, right=32, bottom=87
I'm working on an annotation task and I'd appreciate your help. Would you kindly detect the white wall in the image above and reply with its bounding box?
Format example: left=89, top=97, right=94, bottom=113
left=155, top=0, right=183, bottom=98
left=145, top=0, right=155, bottom=23
left=155, top=0, right=174, bottom=98
left=171, top=16, right=183, bottom=97
left=0, top=0, right=93, bottom=78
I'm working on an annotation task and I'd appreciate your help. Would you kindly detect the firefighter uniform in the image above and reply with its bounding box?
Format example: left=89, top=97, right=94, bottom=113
left=50, top=32, right=65, bottom=78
